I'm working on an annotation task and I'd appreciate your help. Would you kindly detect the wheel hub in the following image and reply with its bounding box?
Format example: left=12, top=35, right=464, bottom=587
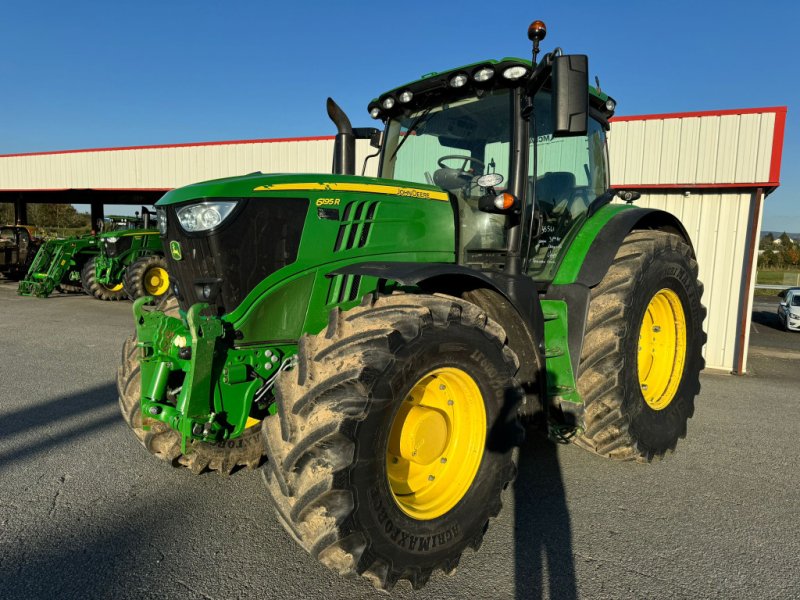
left=391, top=405, right=449, bottom=465
left=144, top=266, right=169, bottom=295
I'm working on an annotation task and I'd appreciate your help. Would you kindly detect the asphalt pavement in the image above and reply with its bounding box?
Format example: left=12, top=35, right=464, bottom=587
left=1, top=280, right=799, bottom=600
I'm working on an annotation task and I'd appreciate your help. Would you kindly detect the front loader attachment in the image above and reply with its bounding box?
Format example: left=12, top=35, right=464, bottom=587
left=18, top=237, right=98, bottom=297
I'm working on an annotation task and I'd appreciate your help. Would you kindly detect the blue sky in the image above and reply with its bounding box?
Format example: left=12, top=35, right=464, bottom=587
left=1, top=0, right=797, bottom=231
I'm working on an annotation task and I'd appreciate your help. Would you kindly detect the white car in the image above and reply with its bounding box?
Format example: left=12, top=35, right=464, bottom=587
left=777, top=287, right=800, bottom=332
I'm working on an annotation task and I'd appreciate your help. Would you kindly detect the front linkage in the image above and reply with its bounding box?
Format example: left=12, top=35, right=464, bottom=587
left=132, top=297, right=293, bottom=452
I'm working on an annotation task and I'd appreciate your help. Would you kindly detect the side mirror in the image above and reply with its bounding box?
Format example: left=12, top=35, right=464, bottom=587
left=552, top=54, right=589, bottom=137
left=353, top=127, right=382, bottom=149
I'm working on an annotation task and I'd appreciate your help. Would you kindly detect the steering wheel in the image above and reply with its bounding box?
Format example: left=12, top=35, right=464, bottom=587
left=433, top=155, right=486, bottom=193
left=437, top=155, right=485, bottom=174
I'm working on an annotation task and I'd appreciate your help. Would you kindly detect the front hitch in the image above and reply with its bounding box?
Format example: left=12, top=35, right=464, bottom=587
left=133, top=296, right=227, bottom=452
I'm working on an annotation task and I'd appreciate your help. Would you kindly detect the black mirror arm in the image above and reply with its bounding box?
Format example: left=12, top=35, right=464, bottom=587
left=525, top=55, right=554, bottom=99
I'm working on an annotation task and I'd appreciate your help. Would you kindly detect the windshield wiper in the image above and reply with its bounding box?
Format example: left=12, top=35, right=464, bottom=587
left=390, top=106, right=434, bottom=162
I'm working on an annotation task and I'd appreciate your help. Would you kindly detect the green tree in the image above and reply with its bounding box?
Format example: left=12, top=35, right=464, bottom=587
left=779, top=232, right=791, bottom=246
left=0, top=203, right=14, bottom=224
left=784, top=245, right=800, bottom=267
left=28, top=204, right=90, bottom=229
left=758, top=250, right=775, bottom=268
left=760, top=232, right=774, bottom=249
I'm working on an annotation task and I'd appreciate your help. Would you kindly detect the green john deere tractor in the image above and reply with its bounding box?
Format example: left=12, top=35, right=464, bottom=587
left=18, top=231, right=99, bottom=297
left=19, top=210, right=169, bottom=300
left=83, top=208, right=171, bottom=302
left=118, top=21, right=705, bottom=591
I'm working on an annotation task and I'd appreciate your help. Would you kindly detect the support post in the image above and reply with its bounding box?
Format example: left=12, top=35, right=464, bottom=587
left=14, top=196, right=28, bottom=225
left=90, top=201, right=105, bottom=232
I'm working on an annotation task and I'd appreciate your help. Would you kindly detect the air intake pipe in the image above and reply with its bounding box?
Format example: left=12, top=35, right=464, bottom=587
left=327, top=97, right=355, bottom=176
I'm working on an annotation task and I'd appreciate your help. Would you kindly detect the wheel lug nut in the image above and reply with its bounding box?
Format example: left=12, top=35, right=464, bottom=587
left=653, top=326, right=661, bottom=333
left=428, top=475, right=435, bottom=481
left=439, top=384, right=446, bottom=391
left=447, top=400, right=454, bottom=406
left=440, top=457, right=447, bottom=464
left=641, top=384, right=648, bottom=391
left=148, top=406, right=161, bottom=415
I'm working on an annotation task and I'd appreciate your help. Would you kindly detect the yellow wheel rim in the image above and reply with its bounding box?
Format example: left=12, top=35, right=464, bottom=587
left=143, top=266, right=169, bottom=296
left=106, top=282, right=124, bottom=292
left=386, top=367, right=486, bottom=520
left=638, top=288, right=687, bottom=410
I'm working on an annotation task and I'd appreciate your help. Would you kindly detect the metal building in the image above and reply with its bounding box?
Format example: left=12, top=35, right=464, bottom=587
left=0, top=106, right=786, bottom=372
left=608, top=107, right=786, bottom=373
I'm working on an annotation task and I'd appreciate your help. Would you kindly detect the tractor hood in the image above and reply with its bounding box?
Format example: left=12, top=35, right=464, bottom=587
left=156, top=171, right=456, bottom=322
left=156, top=173, right=449, bottom=206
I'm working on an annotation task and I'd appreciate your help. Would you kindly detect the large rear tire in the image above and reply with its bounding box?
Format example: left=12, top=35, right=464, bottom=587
left=262, top=293, right=523, bottom=591
left=573, top=231, right=706, bottom=462
left=124, top=255, right=171, bottom=301
left=81, top=257, right=127, bottom=301
left=116, top=296, right=264, bottom=474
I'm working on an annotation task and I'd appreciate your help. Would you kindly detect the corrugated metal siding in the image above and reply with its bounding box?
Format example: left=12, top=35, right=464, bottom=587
left=608, top=112, right=775, bottom=186
left=0, top=139, right=377, bottom=189
left=615, top=192, right=754, bottom=371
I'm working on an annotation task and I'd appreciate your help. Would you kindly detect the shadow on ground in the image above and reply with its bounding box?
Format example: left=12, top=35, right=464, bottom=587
left=751, top=309, right=784, bottom=332
left=0, top=383, right=119, bottom=470
left=514, top=431, right=576, bottom=600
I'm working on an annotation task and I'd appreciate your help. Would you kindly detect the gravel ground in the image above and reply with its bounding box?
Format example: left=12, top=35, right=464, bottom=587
left=1, top=280, right=798, bottom=600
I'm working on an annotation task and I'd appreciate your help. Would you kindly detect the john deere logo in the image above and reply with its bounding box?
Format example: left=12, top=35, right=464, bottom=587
left=169, top=241, right=183, bottom=261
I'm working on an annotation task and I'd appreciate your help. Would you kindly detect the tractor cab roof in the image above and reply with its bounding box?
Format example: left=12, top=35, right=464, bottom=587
left=368, top=57, right=613, bottom=122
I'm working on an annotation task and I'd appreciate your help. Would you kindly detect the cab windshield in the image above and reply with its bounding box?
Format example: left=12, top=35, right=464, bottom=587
left=380, top=89, right=513, bottom=258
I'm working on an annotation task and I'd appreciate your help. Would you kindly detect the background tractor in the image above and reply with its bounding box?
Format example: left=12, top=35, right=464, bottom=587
left=118, top=20, right=705, bottom=591
left=19, top=209, right=169, bottom=300
left=83, top=208, right=170, bottom=302
left=0, top=224, right=42, bottom=280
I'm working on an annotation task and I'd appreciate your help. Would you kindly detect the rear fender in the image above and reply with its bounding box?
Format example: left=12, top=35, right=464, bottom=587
left=546, top=206, right=694, bottom=380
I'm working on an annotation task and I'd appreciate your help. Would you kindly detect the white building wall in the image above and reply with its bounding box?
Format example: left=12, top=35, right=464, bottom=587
left=604, top=107, right=784, bottom=372
left=0, top=139, right=378, bottom=190
left=608, top=111, right=777, bottom=186
left=616, top=192, right=756, bottom=371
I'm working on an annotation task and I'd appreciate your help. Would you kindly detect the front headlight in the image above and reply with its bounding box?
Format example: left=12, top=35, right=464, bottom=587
left=176, top=201, right=238, bottom=233
left=156, top=207, right=167, bottom=236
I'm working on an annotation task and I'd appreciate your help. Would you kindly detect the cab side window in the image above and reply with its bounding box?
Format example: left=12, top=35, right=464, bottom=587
left=524, top=93, right=608, bottom=280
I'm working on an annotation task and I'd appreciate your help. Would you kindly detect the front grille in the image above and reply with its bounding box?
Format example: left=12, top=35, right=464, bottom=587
left=165, top=198, right=308, bottom=313
left=104, top=236, right=132, bottom=258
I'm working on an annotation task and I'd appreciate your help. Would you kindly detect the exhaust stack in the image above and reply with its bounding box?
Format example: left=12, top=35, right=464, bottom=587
left=327, top=97, right=355, bottom=176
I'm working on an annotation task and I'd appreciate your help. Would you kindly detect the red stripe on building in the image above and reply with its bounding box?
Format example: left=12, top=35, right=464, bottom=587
left=610, top=106, right=787, bottom=122
left=0, top=135, right=336, bottom=159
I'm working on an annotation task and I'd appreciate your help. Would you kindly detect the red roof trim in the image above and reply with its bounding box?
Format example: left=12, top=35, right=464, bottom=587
left=0, top=135, right=335, bottom=159
left=769, top=108, right=787, bottom=185
left=612, top=182, right=779, bottom=190
left=610, top=106, right=787, bottom=122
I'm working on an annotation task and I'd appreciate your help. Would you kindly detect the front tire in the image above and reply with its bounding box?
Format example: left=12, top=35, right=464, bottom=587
left=262, top=294, right=522, bottom=590
left=81, top=257, right=127, bottom=301
left=124, top=255, right=171, bottom=301
left=574, top=231, right=706, bottom=462
left=116, top=296, right=264, bottom=474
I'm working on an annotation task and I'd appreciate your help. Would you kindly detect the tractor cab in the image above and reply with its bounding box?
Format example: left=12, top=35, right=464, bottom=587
left=370, top=51, right=615, bottom=280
